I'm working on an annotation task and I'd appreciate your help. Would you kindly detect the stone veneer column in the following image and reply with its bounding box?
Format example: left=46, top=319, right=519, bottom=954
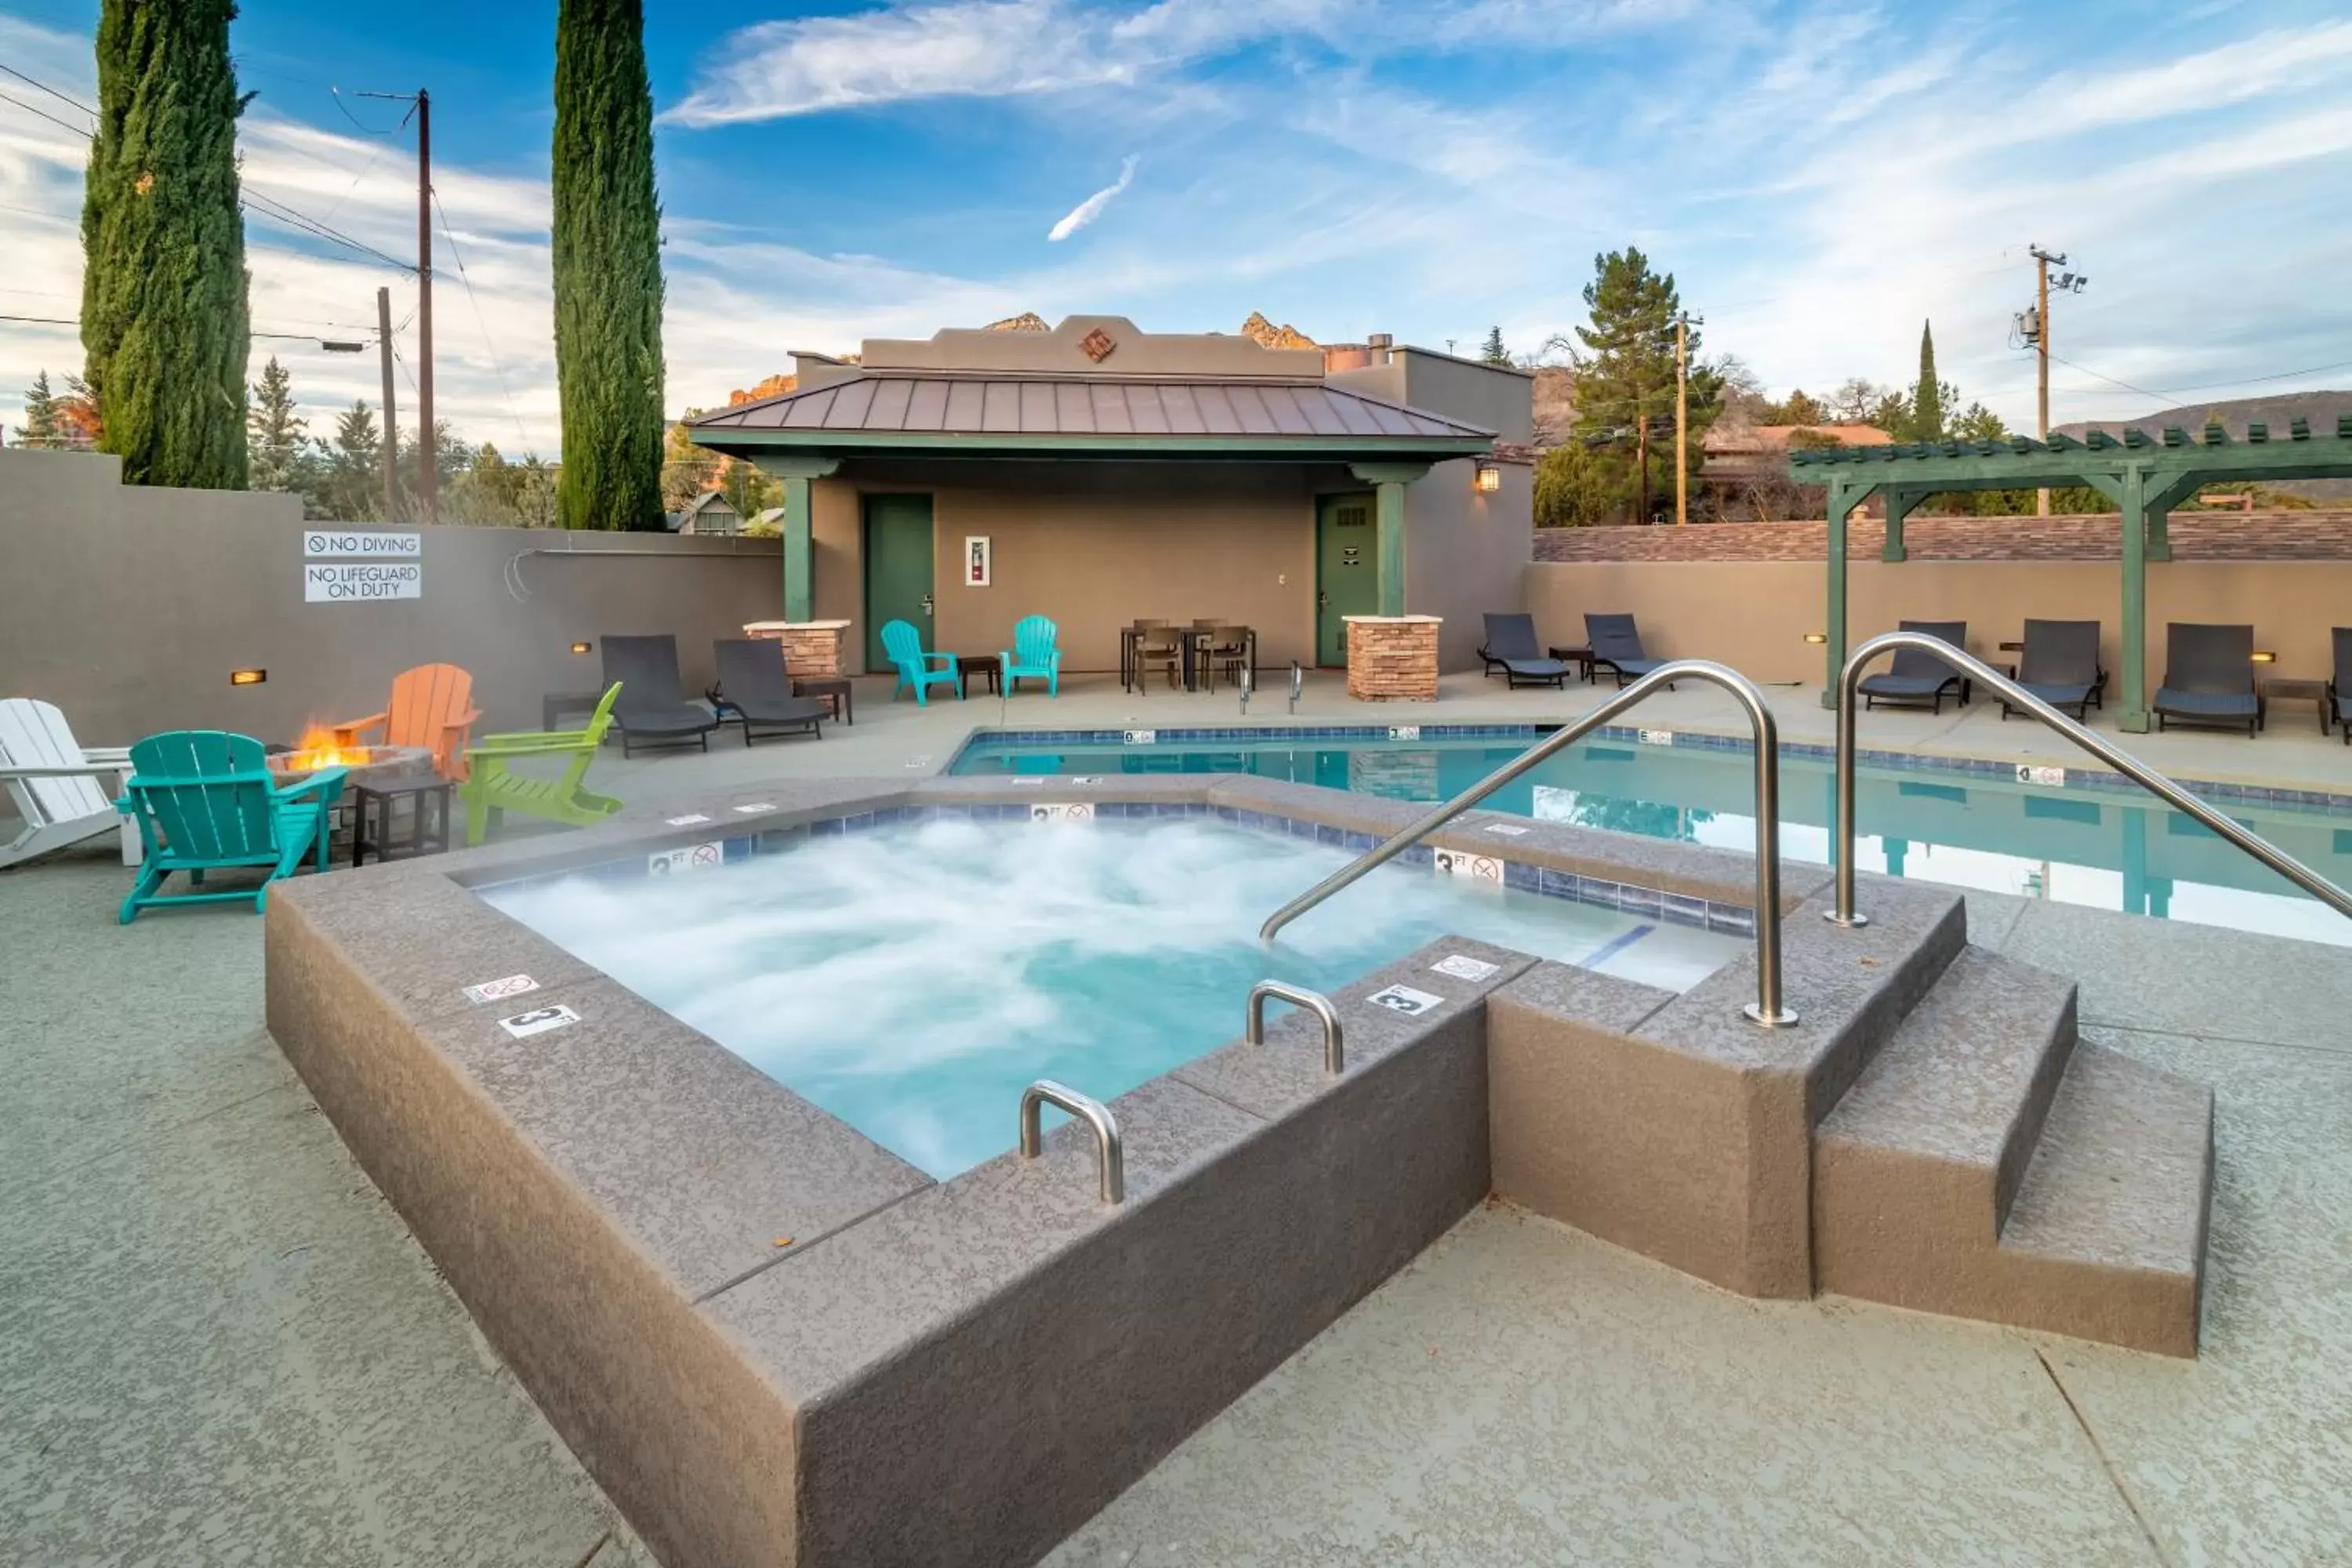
left=742, top=619, right=851, bottom=677
left=1344, top=615, right=1441, bottom=701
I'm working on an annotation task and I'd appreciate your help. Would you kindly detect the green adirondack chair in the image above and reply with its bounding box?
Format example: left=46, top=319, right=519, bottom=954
left=1000, top=614, right=1062, bottom=696
left=880, top=619, right=961, bottom=706
left=459, top=683, right=623, bottom=846
left=114, top=731, right=347, bottom=924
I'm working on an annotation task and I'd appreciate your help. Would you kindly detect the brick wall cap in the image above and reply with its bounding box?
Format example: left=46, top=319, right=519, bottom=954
left=1341, top=614, right=1443, bottom=623
left=743, top=619, right=853, bottom=632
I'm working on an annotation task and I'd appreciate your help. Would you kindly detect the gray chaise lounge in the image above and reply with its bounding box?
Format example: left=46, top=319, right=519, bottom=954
left=2000, top=619, right=2105, bottom=720
left=2153, top=622, right=2263, bottom=736
left=713, top=638, right=827, bottom=746
left=2332, top=627, right=2350, bottom=745
left=1860, top=620, right=1970, bottom=713
left=602, top=634, right=720, bottom=758
left=1478, top=614, right=1570, bottom=689
left=1585, top=613, right=1671, bottom=688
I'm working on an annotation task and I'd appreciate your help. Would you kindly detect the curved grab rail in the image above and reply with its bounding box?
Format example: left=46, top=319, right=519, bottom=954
left=1831, top=631, right=2352, bottom=927
left=1259, top=660, right=1798, bottom=1029
left=1246, top=980, right=1345, bottom=1074
left=1018, top=1080, right=1125, bottom=1205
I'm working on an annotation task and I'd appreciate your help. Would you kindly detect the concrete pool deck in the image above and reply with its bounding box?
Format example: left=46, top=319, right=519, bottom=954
left=5, top=691, right=2350, bottom=1565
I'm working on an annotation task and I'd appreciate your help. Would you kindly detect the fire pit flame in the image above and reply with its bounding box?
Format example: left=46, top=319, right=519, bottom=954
left=282, top=728, right=366, bottom=772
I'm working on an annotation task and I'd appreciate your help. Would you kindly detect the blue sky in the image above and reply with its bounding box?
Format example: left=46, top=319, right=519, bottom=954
left=3, top=0, right=2349, bottom=456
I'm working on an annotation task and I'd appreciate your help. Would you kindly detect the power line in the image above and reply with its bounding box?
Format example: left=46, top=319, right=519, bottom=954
left=2049, top=351, right=2352, bottom=407
left=0, top=61, right=93, bottom=118
left=432, top=185, right=529, bottom=447
left=0, top=87, right=92, bottom=139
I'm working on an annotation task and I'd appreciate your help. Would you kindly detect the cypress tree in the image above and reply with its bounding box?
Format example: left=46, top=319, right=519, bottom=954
left=1911, top=320, right=1944, bottom=442
left=553, top=0, right=666, bottom=532
left=80, top=0, right=251, bottom=488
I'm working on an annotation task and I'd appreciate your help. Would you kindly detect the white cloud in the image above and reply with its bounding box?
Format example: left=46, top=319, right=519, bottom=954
left=1047, top=156, right=1138, bottom=241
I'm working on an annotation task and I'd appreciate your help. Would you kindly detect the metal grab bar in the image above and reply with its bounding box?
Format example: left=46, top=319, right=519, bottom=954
left=1246, top=981, right=1345, bottom=1074
left=1018, top=1080, right=1126, bottom=1204
left=1289, top=661, right=1305, bottom=714
left=1260, top=660, right=1799, bottom=1029
left=1831, top=631, right=2352, bottom=927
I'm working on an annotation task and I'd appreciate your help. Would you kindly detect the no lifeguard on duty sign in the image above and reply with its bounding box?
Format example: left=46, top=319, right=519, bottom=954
left=303, top=528, right=422, bottom=602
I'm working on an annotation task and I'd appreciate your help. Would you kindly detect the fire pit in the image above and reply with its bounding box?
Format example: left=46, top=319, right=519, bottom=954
left=267, top=737, right=435, bottom=789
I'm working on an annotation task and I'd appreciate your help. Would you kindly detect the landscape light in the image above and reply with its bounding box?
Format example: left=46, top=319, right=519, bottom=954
left=2251, top=650, right=2277, bottom=664
left=1474, top=461, right=1501, bottom=494
left=571, top=641, right=593, bottom=655
left=1802, top=633, right=1828, bottom=645
left=230, top=668, right=267, bottom=686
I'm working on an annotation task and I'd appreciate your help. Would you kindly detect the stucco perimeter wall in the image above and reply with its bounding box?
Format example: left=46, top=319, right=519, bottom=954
left=811, top=459, right=1325, bottom=675
left=1526, top=557, right=2352, bottom=686
left=0, top=448, right=782, bottom=746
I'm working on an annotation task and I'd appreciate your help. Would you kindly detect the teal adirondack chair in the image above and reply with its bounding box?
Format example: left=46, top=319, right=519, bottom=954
left=459, top=682, right=624, bottom=846
left=1000, top=615, right=1062, bottom=697
left=881, top=619, right=961, bottom=706
left=114, top=731, right=347, bottom=924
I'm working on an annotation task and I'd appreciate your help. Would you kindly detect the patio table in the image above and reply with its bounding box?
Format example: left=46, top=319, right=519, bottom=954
left=2261, top=676, right=2331, bottom=735
left=958, top=653, right=1003, bottom=699
left=1546, top=645, right=1597, bottom=684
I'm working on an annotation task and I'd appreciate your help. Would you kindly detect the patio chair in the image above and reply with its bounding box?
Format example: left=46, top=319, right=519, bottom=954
left=1001, top=615, right=1063, bottom=696
left=2332, top=628, right=2350, bottom=745
left=1479, top=613, right=1571, bottom=689
left=2153, top=623, right=2263, bottom=736
left=1585, top=614, right=1672, bottom=689
left=601, top=634, right=719, bottom=757
left=114, top=731, right=345, bottom=924
left=1131, top=622, right=1182, bottom=691
left=1203, top=623, right=1254, bottom=690
left=459, top=684, right=623, bottom=847
left=880, top=619, right=961, bottom=706
left=0, top=697, right=136, bottom=870
left=328, top=662, right=480, bottom=782
left=712, top=639, right=826, bottom=745
left=1860, top=620, right=1970, bottom=713
left=2000, top=619, right=2105, bottom=721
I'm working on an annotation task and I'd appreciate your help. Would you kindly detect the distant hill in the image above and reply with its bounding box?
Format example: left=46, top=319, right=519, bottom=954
left=2058, top=390, right=2352, bottom=499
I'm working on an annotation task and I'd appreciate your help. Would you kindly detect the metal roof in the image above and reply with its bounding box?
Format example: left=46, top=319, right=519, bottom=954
left=688, top=372, right=1494, bottom=453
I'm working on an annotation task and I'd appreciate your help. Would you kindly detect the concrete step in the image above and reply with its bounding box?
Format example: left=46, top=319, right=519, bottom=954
left=1813, top=947, right=2078, bottom=1247
left=1816, top=994, right=2212, bottom=1357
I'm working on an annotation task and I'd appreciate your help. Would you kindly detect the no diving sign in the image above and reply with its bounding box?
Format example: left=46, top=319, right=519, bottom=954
left=306, top=561, right=422, bottom=602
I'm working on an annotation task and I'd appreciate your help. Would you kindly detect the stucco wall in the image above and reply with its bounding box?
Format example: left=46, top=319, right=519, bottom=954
left=0, top=448, right=782, bottom=752
left=1524, top=557, right=2352, bottom=687
left=1406, top=456, right=1535, bottom=671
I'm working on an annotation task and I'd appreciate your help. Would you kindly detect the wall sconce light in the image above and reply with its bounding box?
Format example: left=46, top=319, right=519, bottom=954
left=2251, top=650, right=2277, bottom=664
left=571, top=641, right=593, bottom=655
left=1474, top=461, right=1501, bottom=495
left=230, top=668, right=267, bottom=686
left=1802, top=633, right=1828, bottom=645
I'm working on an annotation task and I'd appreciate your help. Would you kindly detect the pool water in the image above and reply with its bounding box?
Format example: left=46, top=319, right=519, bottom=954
left=952, top=734, right=2352, bottom=949
left=481, top=817, right=1738, bottom=1180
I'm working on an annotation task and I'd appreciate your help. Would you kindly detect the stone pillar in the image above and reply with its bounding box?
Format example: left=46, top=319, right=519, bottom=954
left=1344, top=615, right=1441, bottom=701
left=742, top=619, right=852, bottom=677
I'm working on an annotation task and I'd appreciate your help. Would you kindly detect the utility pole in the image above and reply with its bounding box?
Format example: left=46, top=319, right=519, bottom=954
left=2023, top=245, right=2086, bottom=517
left=415, top=89, right=434, bottom=524
left=376, top=286, right=399, bottom=519
left=1674, top=312, right=1701, bottom=526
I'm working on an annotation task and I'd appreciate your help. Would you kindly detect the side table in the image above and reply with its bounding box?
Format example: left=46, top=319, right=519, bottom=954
left=543, top=690, right=604, bottom=731
left=958, top=654, right=1002, bottom=699
left=2260, top=677, right=2330, bottom=735
left=353, top=771, right=453, bottom=866
left=1546, top=645, right=1597, bottom=684
left=795, top=676, right=854, bottom=725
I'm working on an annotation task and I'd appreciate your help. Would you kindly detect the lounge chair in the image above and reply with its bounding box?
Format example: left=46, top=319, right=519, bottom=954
left=328, top=662, right=480, bottom=781
left=0, top=697, right=136, bottom=869
left=114, top=731, right=345, bottom=924
left=1001, top=615, right=1062, bottom=696
left=602, top=634, right=719, bottom=757
left=2332, top=628, right=2350, bottom=746
left=1860, top=620, right=1970, bottom=713
left=881, top=619, right=961, bottom=705
left=1479, top=613, right=1570, bottom=689
left=1585, top=614, right=1671, bottom=688
left=459, top=684, right=623, bottom=846
left=712, top=639, right=826, bottom=745
left=2153, top=623, right=2263, bottom=736
left=1999, top=619, right=2104, bottom=721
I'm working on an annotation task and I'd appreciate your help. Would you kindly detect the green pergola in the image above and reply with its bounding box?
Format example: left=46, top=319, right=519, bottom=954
left=1791, top=413, right=2352, bottom=731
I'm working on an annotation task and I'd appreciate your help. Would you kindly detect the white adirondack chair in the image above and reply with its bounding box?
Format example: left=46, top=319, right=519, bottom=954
left=0, top=699, right=140, bottom=869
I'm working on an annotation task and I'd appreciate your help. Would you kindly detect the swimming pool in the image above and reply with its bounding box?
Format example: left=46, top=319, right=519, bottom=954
left=481, top=815, right=1740, bottom=1178
left=951, top=729, right=2352, bottom=948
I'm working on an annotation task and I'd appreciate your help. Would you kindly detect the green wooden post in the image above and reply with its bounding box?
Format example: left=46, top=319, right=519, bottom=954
left=2118, top=465, right=2150, bottom=733
left=1822, top=480, right=1861, bottom=706
left=1348, top=462, right=1432, bottom=617
left=755, top=455, right=840, bottom=623
left=1881, top=488, right=1920, bottom=563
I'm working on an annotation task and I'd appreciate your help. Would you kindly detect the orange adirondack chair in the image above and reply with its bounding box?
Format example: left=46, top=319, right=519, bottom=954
left=331, top=663, right=481, bottom=781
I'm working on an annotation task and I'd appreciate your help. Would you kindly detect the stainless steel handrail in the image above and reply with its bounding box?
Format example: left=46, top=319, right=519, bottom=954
left=1260, top=660, right=1798, bottom=1029
left=1018, top=1080, right=1126, bottom=1204
left=1831, top=631, right=2352, bottom=927
left=1246, top=981, right=1345, bottom=1073
left=1289, top=661, right=1305, bottom=715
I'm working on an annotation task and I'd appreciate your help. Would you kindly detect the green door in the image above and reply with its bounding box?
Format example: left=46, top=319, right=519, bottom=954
left=1315, top=492, right=1378, bottom=666
left=862, top=494, right=935, bottom=669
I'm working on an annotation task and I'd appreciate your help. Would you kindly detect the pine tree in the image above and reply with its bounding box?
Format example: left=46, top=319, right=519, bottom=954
left=246, top=356, right=314, bottom=493
left=1911, top=321, right=1945, bottom=442
left=80, top=0, right=251, bottom=488
left=1479, top=326, right=1510, bottom=366
left=1570, top=249, right=1719, bottom=524
left=14, top=372, right=61, bottom=448
left=319, top=401, right=383, bottom=521
left=553, top=0, right=666, bottom=531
